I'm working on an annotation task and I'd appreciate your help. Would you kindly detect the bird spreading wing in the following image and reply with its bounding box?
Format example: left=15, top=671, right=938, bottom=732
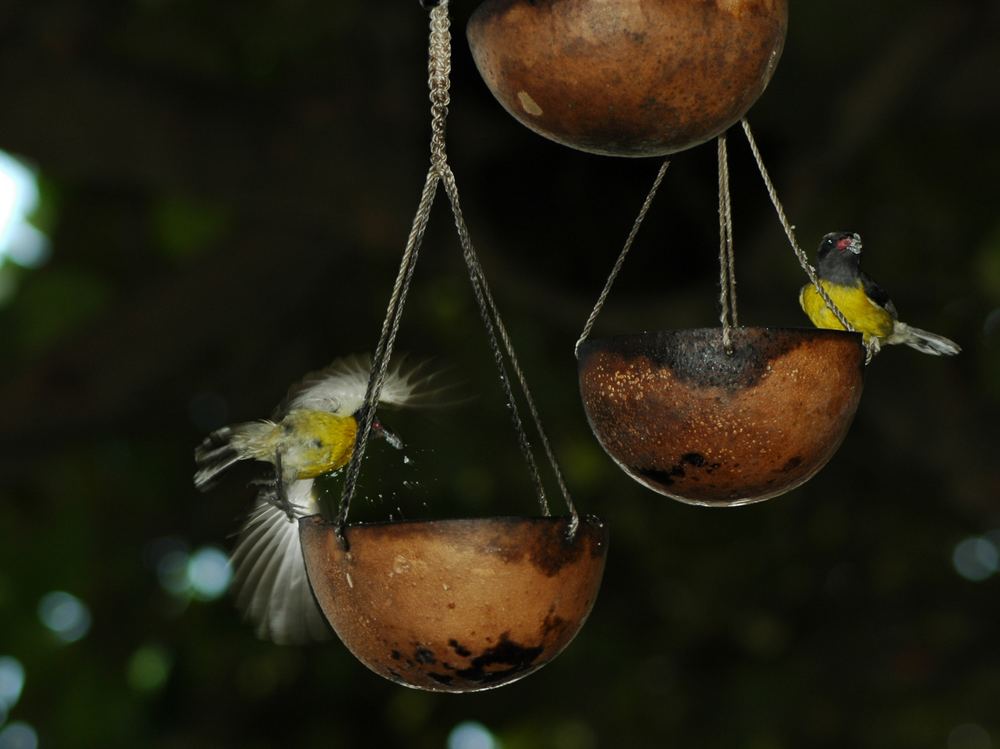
left=281, top=354, right=448, bottom=416
left=229, top=479, right=331, bottom=645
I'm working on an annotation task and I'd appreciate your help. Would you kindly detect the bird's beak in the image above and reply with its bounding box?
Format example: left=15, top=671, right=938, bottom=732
left=372, top=418, right=404, bottom=450
left=846, top=233, right=863, bottom=254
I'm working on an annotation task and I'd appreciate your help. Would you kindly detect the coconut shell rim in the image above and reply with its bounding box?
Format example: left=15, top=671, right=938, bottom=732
left=298, top=513, right=606, bottom=534
left=578, top=326, right=865, bottom=359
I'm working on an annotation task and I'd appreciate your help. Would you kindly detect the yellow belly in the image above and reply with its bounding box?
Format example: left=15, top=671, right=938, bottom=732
left=258, top=410, right=358, bottom=479
left=799, top=281, right=895, bottom=345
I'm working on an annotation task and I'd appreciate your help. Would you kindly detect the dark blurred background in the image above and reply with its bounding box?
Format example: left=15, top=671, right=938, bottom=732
left=1, top=0, right=998, bottom=747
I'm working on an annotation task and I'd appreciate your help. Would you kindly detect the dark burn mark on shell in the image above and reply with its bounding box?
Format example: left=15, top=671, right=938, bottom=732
left=542, top=609, right=566, bottom=637
left=636, top=465, right=684, bottom=486
left=529, top=531, right=581, bottom=576
left=779, top=456, right=803, bottom=473
left=449, top=639, right=472, bottom=658
left=390, top=650, right=401, bottom=661
left=414, top=647, right=436, bottom=665
left=454, top=633, right=545, bottom=684
left=684, top=453, right=722, bottom=474
left=636, top=453, right=723, bottom=490
left=478, top=518, right=593, bottom=576
left=387, top=668, right=403, bottom=681
left=428, top=672, right=453, bottom=686
left=579, top=328, right=840, bottom=390
left=469, top=0, right=562, bottom=28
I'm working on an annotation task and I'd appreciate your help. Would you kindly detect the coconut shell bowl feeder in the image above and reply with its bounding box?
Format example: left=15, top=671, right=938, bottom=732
left=468, top=0, right=789, bottom=157
left=464, top=0, right=867, bottom=504
left=299, top=1, right=607, bottom=693
left=300, top=515, right=606, bottom=691
left=578, top=328, right=864, bottom=506
left=565, top=110, right=873, bottom=506
left=563, top=125, right=869, bottom=507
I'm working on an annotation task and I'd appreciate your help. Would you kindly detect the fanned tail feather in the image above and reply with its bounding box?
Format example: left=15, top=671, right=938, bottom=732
left=891, top=322, right=961, bottom=356
left=193, top=422, right=273, bottom=490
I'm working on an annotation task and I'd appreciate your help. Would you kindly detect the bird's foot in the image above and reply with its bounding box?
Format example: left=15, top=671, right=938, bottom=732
left=864, top=337, right=882, bottom=365
left=249, top=478, right=296, bottom=521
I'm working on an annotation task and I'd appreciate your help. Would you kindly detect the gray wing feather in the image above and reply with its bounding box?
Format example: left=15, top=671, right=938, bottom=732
left=280, top=353, right=449, bottom=416
left=229, top=480, right=330, bottom=645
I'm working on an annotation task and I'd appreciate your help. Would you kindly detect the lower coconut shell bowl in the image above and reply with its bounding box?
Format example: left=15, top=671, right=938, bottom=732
left=299, top=515, right=608, bottom=692
left=578, top=328, right=865, bottom=506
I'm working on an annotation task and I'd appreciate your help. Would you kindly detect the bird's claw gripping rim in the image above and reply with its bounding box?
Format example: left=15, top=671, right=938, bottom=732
left=864, top=336, right=881, bottom=365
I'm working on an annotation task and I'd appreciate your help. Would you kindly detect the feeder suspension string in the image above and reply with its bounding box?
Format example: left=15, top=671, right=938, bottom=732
left=337, top=0, right=578, bottom=542
left=717, top=133, right=738, bottom=352
left=574, top=159, right=671, bottom=357
left=425, top=0, right=555, bottom=519
left=336, top=169, right=439, bottom=538
left=440, top=162, right=557, bottom=518
left=428, top=0, right=577, bottom=523
left=439, top=163, right=584, bottom=526
left=738, top=119, right=874, bottom=362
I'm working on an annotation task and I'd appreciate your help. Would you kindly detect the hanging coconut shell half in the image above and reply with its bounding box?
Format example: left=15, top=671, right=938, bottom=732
left=578, top=328, right=864, bottom=505
left=467, top=0, right=789, bottom=157
left=299, top=515, right=608, bottom=692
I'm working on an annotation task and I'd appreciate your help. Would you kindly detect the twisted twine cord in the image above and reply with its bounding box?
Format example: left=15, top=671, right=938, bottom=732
left=338, top=0, right=578, bottom=539
left=717, top=134, right=738, bottom=352
left=575, top=159, right=671, bottom=357
left=438, top=164, right=554, bottom=517
left=428, top=2, right=450, bottom=170
left=739, top=120, right=875, bottom=363
left=336, top=169, right=440, bottom=541
left=428, top=0, right=576, bottom=521
left=336, top=5, right=453, bottom=540
left=739, top=120, right=857, bottom=331
left=438, top=160, right=581, bottom=522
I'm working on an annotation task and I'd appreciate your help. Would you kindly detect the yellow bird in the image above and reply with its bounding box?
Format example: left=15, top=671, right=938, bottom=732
left=194, top=354, right=442, bottom=644
left=799, top=232, right=960, bottom=356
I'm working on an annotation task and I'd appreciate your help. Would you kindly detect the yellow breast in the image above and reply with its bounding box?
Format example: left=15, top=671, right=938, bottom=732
left=799, top=280, right=895, bottom=344
left=277, top=410, right=359, bottom=479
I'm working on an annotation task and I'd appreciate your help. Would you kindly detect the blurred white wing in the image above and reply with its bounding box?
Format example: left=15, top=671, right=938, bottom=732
left=287, top=354, right=446, bottom=415
left=229, top=479, right=331, bottom=645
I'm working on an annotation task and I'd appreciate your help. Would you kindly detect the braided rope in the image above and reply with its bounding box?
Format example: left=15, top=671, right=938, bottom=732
left=336, top=5, right=453, bottom=540
left=438, top=164, right=552, bottom=516
left=337, top=0, right=579, bottom=540
left=717, top=134, right=737, bottom=352
left=336, top=170, right=440, bottom=540
left=739, top=120, right=855, bottom=332
left=740, top=120, right=875, bottom=364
